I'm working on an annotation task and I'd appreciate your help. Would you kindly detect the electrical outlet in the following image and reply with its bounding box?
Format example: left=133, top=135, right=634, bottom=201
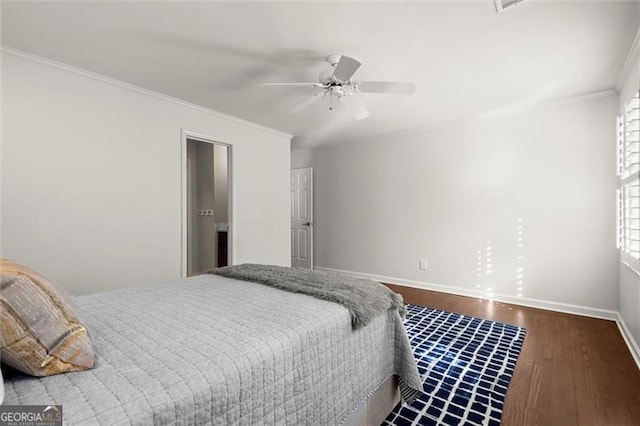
left=419, top=259, right=428, bottom=270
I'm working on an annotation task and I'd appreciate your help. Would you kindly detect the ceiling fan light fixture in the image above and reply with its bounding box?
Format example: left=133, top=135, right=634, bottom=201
left=330, top=86, right=345, bottom=96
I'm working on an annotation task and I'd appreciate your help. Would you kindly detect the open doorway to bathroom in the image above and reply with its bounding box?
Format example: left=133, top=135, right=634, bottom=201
left=182, top=133, right=231, bottom=276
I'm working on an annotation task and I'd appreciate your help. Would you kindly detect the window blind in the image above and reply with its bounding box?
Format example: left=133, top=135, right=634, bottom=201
left=624, top=180, right=639, bottom=258
left=618, top=91, right=640, bottom=264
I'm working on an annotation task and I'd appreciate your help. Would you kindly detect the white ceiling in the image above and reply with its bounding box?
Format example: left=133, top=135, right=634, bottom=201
left=2, top=1, right=639, bottom=147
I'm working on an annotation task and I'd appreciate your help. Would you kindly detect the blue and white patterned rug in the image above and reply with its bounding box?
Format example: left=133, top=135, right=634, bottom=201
left=384, top=304, right=526, bottom=426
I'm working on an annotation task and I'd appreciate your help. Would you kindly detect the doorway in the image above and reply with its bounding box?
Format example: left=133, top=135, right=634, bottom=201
left=182, top=133, right=231, bottom=276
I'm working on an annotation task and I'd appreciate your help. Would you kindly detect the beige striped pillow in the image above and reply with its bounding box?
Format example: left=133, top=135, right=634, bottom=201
left=0, top=259, right=94, bottom=376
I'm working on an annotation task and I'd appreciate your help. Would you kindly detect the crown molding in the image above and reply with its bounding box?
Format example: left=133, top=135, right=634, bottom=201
left=615, top=25, right=640, bottom=92
left=1, top=46, right=293, bottom=140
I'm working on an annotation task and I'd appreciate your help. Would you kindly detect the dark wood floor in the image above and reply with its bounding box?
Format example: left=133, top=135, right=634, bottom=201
left=385, top=284, right=640, bottom=426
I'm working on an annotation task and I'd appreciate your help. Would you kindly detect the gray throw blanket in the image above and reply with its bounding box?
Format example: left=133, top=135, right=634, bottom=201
left=210, top=264, right=406, bottom=329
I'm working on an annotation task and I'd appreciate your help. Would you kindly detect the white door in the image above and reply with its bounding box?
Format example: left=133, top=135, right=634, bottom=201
left=291, top=168, right=313, bottom=268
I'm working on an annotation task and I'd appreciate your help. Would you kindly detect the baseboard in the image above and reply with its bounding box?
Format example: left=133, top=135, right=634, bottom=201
left=316, top=266, right=640, bottom=369
left=315, top=266, right=618, bottom=320
left=616, top=314, right=640, bottom=370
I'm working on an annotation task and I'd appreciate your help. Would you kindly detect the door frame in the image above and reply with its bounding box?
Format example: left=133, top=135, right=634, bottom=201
left=180, top=130, right=233, bottom=277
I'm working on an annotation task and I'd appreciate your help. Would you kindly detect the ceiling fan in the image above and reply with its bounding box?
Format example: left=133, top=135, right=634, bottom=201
left=261, top=54, right=416, bottom=120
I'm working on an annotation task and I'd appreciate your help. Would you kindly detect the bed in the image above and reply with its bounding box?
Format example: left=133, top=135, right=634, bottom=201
left=2, top=269, right=422, bottom=425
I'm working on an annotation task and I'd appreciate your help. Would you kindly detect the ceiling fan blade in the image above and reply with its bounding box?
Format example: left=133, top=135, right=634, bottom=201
left=289, top=92, right=326, bottom=114
left=340, top=94, right=369, bottom=120
left=332, top=56, right=361, bottom=82
left=261, top=82, right=323, bottom=88
left=357, top=81, right=416, bottom=95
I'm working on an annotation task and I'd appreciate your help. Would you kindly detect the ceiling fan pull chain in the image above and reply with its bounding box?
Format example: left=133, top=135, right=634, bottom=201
left=329, top=93, right=333, bottom=111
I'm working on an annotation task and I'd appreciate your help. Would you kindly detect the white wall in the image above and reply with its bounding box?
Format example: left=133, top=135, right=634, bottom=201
left=214, top=144, right=228, bottom=224
left=293, top=93, right=619, bottom=311
left=2, top=50, right=291, bottom=295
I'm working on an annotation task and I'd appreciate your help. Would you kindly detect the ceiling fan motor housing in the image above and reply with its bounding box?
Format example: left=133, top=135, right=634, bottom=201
left=320, top=54, right=351, bottom=84
left=319, top=69, right=335, bottom=85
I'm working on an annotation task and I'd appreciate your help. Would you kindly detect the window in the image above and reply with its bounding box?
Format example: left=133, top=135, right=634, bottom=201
left=617, top=90, right=640, bottom=271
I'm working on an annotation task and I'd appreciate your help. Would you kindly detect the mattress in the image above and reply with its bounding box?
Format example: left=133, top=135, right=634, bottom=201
left=2, top=274, right=421, bottom=425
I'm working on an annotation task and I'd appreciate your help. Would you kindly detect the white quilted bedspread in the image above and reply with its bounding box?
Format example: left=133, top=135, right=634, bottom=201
left=3, top=274, right=421, bottom=425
